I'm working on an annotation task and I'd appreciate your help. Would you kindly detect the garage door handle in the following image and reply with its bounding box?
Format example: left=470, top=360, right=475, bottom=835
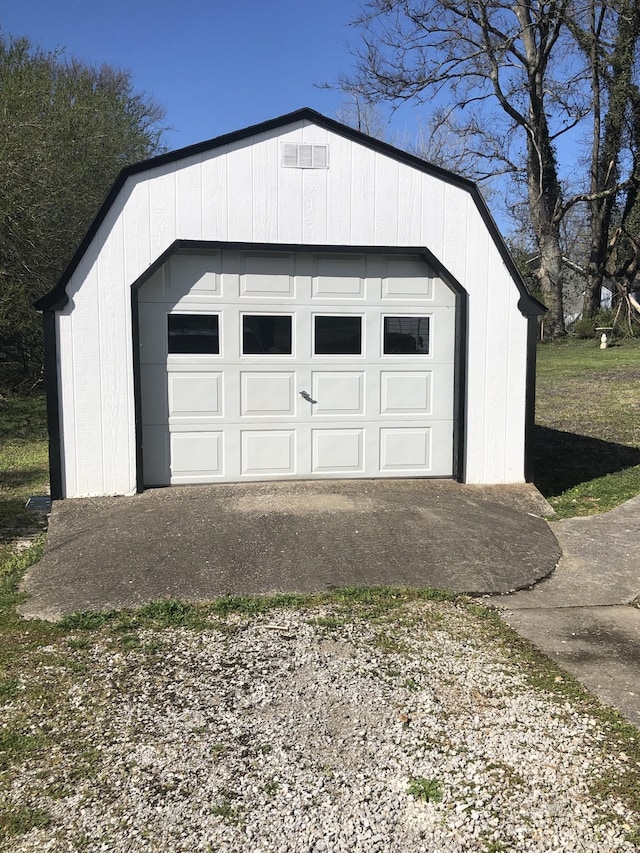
left=300, top=390, right=317, bottom=404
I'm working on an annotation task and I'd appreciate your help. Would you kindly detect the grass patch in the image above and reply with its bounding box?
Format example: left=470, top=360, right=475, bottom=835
left=406, top=776, right=443, bottom=803
left=59, top=586, right=457, bottom=634
left=535, top=338, right=640, bottom=516
left=0, top=393, right=49, bottom=542
left=0, top=728, right=47, bottom=772
left=0, top=804, right=51, bottom=842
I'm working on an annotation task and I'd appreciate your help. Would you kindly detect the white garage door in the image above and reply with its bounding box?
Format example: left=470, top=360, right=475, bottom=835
left=138, top=250, right=457, bottom=486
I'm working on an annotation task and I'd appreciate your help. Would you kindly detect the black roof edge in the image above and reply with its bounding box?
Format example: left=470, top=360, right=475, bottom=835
left=34, top=106, right=544, bottom=318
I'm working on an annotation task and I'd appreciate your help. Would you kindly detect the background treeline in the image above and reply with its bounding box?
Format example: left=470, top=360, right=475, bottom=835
left=0, top=34, right=166, bottom=392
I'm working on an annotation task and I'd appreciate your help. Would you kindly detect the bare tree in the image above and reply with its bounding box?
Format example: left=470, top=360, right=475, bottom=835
left=337, top=1, right=581, bottom=337
left=337, top=1, right=640, bottom=338
left=335, top=92, right=389, bottom=138
left=566, top=0, right=640, bottom=319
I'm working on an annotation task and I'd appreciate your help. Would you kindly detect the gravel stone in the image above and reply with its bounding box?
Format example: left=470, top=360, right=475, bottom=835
left=2, top=601, right=637, bottom=851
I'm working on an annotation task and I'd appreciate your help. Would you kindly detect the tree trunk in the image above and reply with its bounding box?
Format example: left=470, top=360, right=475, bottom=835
left=582, top=272, right=603, bottom=318
left=536, top=234, right=566, bottom=339
left=525, top=128, right=566, bottom=338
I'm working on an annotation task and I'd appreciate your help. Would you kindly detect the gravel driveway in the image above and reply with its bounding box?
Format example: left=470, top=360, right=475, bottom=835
left=3, top=600, right=637, bottom=852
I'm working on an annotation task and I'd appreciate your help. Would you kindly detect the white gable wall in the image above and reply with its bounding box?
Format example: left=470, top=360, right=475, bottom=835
left=56, top=119, right=528, bottom=497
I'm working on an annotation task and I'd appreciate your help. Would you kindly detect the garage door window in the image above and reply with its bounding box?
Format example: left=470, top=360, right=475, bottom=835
left=168, top=314, right=219, bottom=354
left=242, top=315, right=292, bottom=354
left=383, top=317, right=430, bottom=354
left=314, top=316, right=362, bottom=355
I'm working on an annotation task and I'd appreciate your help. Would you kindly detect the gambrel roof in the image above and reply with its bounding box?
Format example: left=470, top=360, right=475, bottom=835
left=36, top=107, right=543, bottom=317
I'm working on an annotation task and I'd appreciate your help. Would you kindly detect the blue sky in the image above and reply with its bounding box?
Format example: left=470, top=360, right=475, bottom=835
left=0, top=0, right=390, bottom=151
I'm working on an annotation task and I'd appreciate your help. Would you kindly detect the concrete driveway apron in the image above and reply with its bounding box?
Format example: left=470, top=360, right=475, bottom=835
left=19, top=479, right=558, bottom=620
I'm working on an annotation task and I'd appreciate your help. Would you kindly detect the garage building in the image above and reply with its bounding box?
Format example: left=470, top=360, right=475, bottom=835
left=36, top=108, right=543, bottom=499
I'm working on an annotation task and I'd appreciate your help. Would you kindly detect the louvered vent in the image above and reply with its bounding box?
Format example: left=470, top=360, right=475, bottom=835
left=281, top=143, right=329, bottom=169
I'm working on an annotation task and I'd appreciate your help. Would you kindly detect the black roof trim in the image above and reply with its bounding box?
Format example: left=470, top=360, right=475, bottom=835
left=34, top=107, right=544, bottom=317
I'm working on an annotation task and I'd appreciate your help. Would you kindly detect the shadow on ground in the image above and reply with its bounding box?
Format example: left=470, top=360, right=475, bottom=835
left=533, top=426, right=640, bottom=496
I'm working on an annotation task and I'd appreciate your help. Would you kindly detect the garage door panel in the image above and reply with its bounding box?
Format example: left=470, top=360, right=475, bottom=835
left=423, top=310, right=456, bottom=362
left=380, top=427, right=432, bottom=472
left=241, top=273, right=294, bottom=296
left=311, top=372, right=364, bottom=416
left=241, top=429, right=296, bottom=475
left=168, top=372, right=222, bottom=417
left=168, top=255, right=222, bottom=300
left=241, top=372, right=296, bottom=416
left=382, top=272, right=433, bottom=300
left=380, top=371, right=432, bottom=415
left=242, top=254, right=295, bottom=297
left=139, top=249, right=458, bottom=487
left=312, top=428, right=364, bottom=473
left=430, top=363, right=456, bottom=419
left=171, top=432, right=223, bottom=479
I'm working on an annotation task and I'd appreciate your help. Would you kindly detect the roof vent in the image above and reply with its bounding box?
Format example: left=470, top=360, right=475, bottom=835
left=281, top=143, right=329, bottom=169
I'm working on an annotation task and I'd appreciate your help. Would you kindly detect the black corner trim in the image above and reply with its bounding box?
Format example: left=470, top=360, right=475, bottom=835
left=524, top=314, right=539, bottom=483
left=35, top=106, right=542, bottom=319
left=42, top=311, right=63, bottom=499
left=131, top=289, right=145, bottom=493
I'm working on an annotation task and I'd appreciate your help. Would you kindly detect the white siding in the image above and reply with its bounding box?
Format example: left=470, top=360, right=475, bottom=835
left=56, top=118, right=529, bottom=496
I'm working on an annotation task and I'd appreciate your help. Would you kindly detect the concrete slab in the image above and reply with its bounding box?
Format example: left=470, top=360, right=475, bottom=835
left=18, top=479, right=559, bottom=621
left=500, top=605, right=640, bottom=728
left=491, top=495, right=640, bottom=729
left=496, top=494, right=640, bottom=609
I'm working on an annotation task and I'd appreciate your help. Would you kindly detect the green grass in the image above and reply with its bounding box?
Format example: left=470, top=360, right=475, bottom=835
left=58, top=585, right=457, bottom=634
left=0, top=805, right=51, bottom=842
left=406, top=776, right=443, bottom=803
left=0, top=394, right=49, bottom=544
left=534, top=337, right=640, bottom=517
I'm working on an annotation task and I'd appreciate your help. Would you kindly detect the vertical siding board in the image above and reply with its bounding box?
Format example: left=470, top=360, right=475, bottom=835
left=252, top=135, right=279, bottom=243
left=148, top=164, right=177, bottom=260
left=300, top=122, right=328, bottom=145
left=326, top=132, right=352, bottom=244
left=96, top=205, right=135, bottom=495
left=201, top=148, right=229, bottom=241
left=175, top=156, right=204, bottom=239
left=276, top=126, right=304, bottom=243
left=301, top=124, right=328, bottom=243
left=226, top=139, right=254, bottom=241
left=419, top=173, right=446, bottom=258
left=350, top=144, right=375, bottom=244
left=441, top=183, right=468, bottom=283
left=482, top=240, right=511, bottom=482
left=397, top=161, right=423, bottom=245
left=373, top=153, right=399, bottom=245
left=504, top=304, right=528, bottom=481
left=461, top=200, right=489, bottom=484
left=122, top=179, right=151, bottom=285
left=68, top=244, right=105, bottom=496
left=302, top=168, right=328, bottom=243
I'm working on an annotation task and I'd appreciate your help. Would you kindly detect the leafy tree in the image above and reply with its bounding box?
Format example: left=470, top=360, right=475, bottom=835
left=0, top=34, right=166, bottom=389
left=336, top=1, right=640, bottom=338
